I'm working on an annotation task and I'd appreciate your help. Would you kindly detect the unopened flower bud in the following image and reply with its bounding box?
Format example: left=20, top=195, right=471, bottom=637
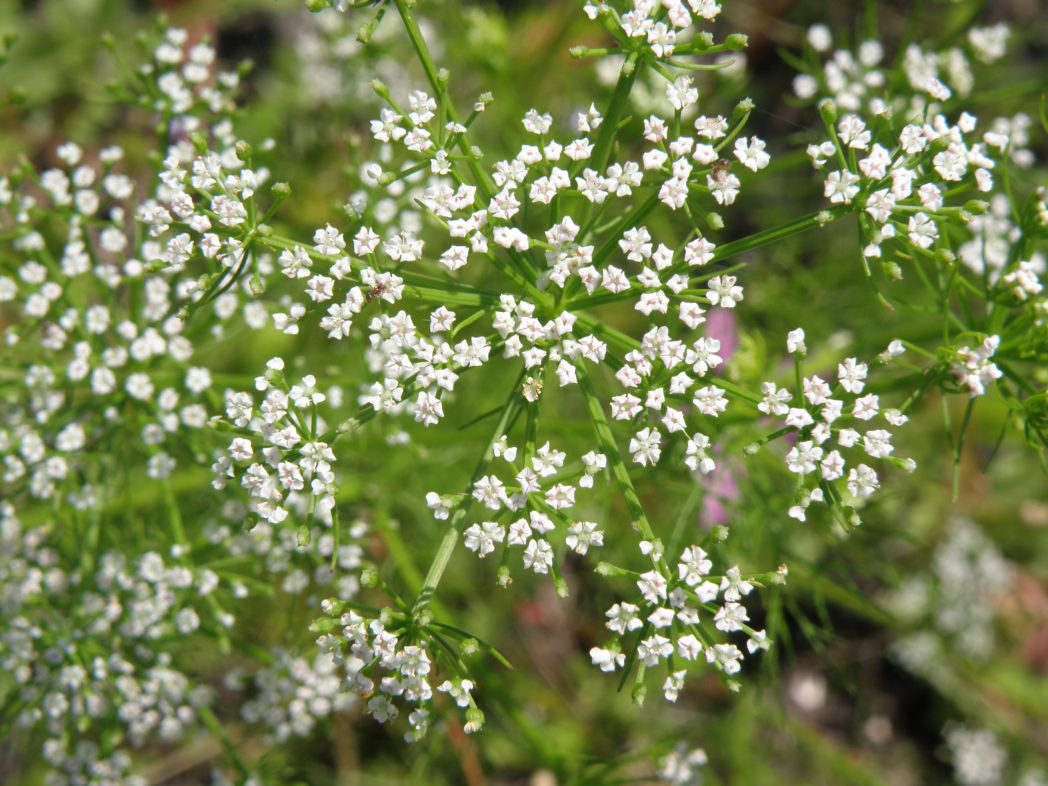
left=733, top=96, right=754, bottom=121
left=934, top=249, right=956, bottom=266
left=882, top=260, right=903, bottom=280
left=371, top=79, right=391, bottom=101
left=632, top=681, right=647, bottom=706
left=819, top=99, right=837, bottom=125
left=725, top=34, right=749, bottom=50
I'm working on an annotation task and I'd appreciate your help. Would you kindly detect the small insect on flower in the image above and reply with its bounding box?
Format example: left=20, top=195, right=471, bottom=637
left=365, top=282, right=388, bottom=304
left=709, top=158, right=732, bottom=177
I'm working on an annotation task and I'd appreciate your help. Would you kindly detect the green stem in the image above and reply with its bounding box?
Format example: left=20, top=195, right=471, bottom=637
left=707, top=206, right=849, bottom=267
left=591, top=51, right=639, bottom=172
left=198, top=706, right=250, bottom=778
left=392, top=0, right=494, bottom=200
left=576, top=365, right=666, bottom=573
left=952, top=397, right=976, bottom=501
left=387, top=1, right=550, bottom=302
left=410, top=370, right=526, bottom=618
left=572, top=206, right=852, bottom=312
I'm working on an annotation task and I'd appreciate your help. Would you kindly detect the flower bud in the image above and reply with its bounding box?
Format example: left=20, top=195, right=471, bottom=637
left=320, top=598, right=343, bottom=615
left=464, top=708, right=485, bottom=733
left=882, top=260, right=903, bottom=280
left=934, top=249, right=956, bottom=266
left=371, top=79, right=391, bottom=101
left=725, top=33, right=749, bottom=50
left=357, top=19, right=378, bottom=44
left=733, top=96, right=754, bottom=122
left=309, top=616, right=338, bottom=634
left=819, top=99, right=837, bottom=125
left=632, top=680, right=647, bottom=706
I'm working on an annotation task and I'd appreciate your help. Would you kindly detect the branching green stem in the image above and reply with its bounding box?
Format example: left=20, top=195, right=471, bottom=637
left=410, top=371, right=526, bottom=619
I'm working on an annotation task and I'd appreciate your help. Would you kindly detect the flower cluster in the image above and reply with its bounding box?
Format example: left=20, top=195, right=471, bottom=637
left=943, top=723, right=1010, bottom=786
left=656, top=744, right=709, bottom=784
left=948, top=334, right=1003, bottom=398
left=794, top=22, right=1010, bottom=114
left=217, top=359, right=341, bottom=527
left=0, top=503, right=220, bottom=783
left=237, top=648, right=357, bottom=743
left=589, top=537, right=782, bottom=698
left=795, top=24, right=1041, bottom=284
left=886, top=517, right=1012, bottom=672
left=1, top=0, right=1045, bottom=779
left=444, top=437, right=607, bottom=582
left=753, top=331, right=916, bottom=525
left=0, top=29, right=363, bottom=781
left=813, top=107, right=1008, bottom=259
left=311, top=599, right=484, bottom=742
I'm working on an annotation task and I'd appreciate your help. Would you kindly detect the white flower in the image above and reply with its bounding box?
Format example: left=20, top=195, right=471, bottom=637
left=714, top=602, right=749, bottom=632
left=522, top=538, right=553, bottom=574
left=787, top=328, right=806, bottom=354
left=606, top=602, right=642, bottom=634
left=590, top=647, right=625, bottom=672
left=414, top=391, right=444, bottom=426
left=719, top=566, right=753, bottom=602
left=472, top=475, right=507, bottom=510
left=786, top=440, right=823, bottom=474
left=846, top=464, right=879, bottom=497
left=684, top=433, right=715, bottom=474
left=666, top=75, right=698, bottom=110
left=692, top=385, right=728, bottom=416
left=758, top=382, right=791, bottom=415
left=734, top=136, right=770, bottom=171
left=824, top=170, right=861, bottom=204
left=637, top=570, right=668, bottom=603
left=678, top=545, right=713, bottom=585
left=566, top=521, right=603, bottom=555
left=908, top=212, right=938, bottom=249
left=463, top=522, right=505, bottom=557
left=837, top=357, right=868, bottom=393
left=637, top=634, right=673, bottom=666
left=629, top=427, right=662, bottom=466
